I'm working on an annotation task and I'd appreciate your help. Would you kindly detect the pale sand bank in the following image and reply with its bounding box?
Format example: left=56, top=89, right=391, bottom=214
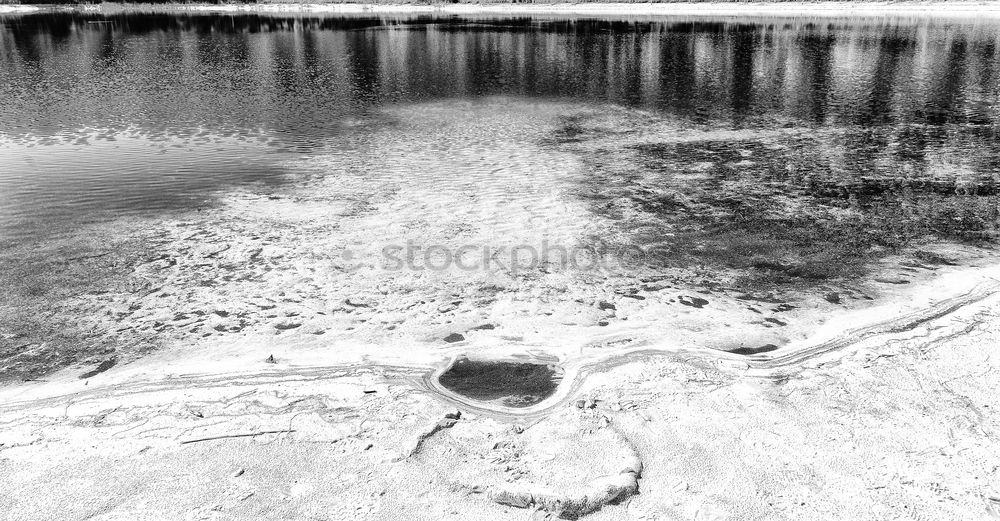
left=2, top=271, right=999, bottom=519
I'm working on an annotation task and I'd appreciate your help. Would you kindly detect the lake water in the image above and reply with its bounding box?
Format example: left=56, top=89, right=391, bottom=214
left=1, top=13, right=998, bottom=245
left=1, top=12, right=1000, bottom=380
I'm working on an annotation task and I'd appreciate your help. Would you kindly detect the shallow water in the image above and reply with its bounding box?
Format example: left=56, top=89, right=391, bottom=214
left=437, top=357, right=564, bottom=408
left=1, top=13, right=998, bottom=244
left=2, top=12, right=1000, bottom=380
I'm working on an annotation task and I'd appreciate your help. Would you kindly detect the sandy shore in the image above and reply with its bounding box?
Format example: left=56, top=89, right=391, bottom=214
left=2, top=268, right=999, bottom=519
left=0, top=140, right=997, bottom=520
left=1, top=85, right=999, bottom=518
left=4, top=1, right=1000, bottom=19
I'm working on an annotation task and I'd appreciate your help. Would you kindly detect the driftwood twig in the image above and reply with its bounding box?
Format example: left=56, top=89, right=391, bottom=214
left=180, top=429, right=296, bottom=445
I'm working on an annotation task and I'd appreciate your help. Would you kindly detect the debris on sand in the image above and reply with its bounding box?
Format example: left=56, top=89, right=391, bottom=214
left=400, top=410, right=463, bottom=460
left=678, top=295, right=709, bottom=308
left=487, top=472, right=639, bottom=517
left=79, top=359, right=117, bottom=379
left=727, top=344, right=779, bottom=356
left=274, top=321, right=302, bottom=331
left=469, top=324, right=495, bottom=331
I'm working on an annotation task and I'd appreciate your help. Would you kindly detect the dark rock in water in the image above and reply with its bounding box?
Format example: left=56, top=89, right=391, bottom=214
left=764, top=317, right=787, bottom=326
left=443, top=333, right=465, bottom=343
left=265, top=354, right=276, bottom=364
left=678, top=296, right=709, bottom=308
left=598, top=301, right=616, bottom=311
left=274, top=321, right=301, bottom=330
left=597, top=321, right=609, bottom=327
left=824, top=292, right=841, bottom=304
left=79, top=359, right=116, bottom=379
left=728, top=344, right=779, bottom=356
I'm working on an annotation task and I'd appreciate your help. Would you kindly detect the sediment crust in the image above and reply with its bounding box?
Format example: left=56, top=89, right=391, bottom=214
left=484, top=420, right=642, bottom=518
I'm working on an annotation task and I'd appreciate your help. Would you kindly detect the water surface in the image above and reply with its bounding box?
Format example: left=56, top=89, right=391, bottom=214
left=1, top=13, right=998, bottom=244
left=1, top=12, right=1000, bottom=380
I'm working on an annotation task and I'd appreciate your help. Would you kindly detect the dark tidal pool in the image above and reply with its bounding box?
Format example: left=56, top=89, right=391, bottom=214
left=438, top=357, right=564, bottom=408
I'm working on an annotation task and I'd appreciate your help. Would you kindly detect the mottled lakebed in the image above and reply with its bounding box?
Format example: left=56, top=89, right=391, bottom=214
left=1, top=13, right=999, bottom=386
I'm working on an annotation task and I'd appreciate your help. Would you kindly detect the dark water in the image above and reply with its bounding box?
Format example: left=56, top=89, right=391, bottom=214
left=438, top=357, right=563, bottom=408
left=1, top=13, right=999, bottom=245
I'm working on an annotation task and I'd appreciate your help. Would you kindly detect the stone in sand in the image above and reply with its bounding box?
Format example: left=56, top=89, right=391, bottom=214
left=678, top=296, right=709, bottom=308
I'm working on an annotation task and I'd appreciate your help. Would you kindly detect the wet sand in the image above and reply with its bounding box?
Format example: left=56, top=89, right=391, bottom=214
left=2, top=267, right=999, bottom=519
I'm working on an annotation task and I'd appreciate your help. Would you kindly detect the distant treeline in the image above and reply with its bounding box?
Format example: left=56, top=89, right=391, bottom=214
left=0, top=0, right=978, bottom=5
